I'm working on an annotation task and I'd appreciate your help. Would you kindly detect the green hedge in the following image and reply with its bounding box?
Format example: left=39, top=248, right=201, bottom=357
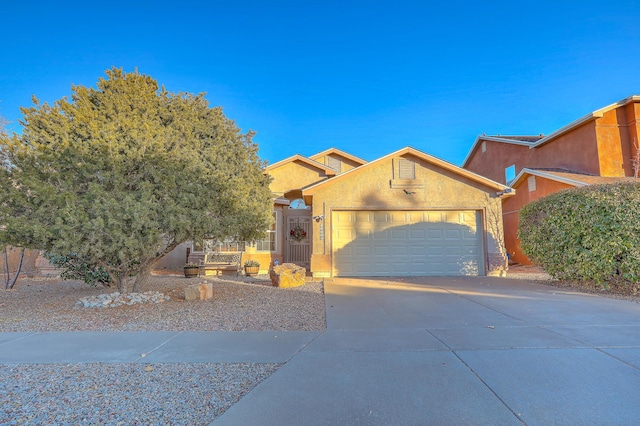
left=518, top=181, right=640, bottom=287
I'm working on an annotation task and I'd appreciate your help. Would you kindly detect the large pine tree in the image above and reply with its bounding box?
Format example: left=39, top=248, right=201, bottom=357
left=0, top=68, right=273, bottom=293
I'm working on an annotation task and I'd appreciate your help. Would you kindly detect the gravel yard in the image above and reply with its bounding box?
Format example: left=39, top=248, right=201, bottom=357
left=1, top=274, right=326, bottom=332
left=1, top=274, right=325, bottom=425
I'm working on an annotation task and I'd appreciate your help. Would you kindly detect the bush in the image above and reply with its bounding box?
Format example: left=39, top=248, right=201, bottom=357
left=46, top=253, right=112, bottom=287
left=518, top=182, right=640, bottom=287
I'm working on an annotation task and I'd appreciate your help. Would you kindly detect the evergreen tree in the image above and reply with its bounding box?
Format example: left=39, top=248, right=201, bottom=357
left=0, top=68, right=273, bottom=293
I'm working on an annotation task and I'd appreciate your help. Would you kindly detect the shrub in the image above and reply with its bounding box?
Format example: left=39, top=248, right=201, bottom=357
left=518, top=182, right=640, bottom=287
left=46, top=253, right=112, bottom=287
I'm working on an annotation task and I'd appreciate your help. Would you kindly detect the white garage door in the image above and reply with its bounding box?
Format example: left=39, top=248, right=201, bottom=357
left=332, top=210, right=484, bottom=277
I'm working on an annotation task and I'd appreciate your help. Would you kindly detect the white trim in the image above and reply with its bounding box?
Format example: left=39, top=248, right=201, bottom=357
left=309, top=147, right=368, bottom=165
left=462, top=95, right=640, bottom=167
left=265, top=154, right=337, bottom=175
left=511, top=168, right=587, bottom=188
left=462, top=136, right=536, bottom=167
left=303, top=146, right=513, bottom=194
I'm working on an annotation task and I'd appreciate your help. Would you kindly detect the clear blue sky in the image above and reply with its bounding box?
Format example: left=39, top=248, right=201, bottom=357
left=2, top=0, right=639, bottom=166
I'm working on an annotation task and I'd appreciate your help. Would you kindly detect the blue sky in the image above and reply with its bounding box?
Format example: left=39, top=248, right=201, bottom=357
left=2, top=0, right=639, bottom=166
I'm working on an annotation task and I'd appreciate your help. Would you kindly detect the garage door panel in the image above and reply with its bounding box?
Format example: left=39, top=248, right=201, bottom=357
left=333, top=210, right=484, bottom=277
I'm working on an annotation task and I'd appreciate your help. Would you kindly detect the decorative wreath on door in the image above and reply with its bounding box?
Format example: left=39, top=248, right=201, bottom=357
left=289, top=225, right=307, bottom=242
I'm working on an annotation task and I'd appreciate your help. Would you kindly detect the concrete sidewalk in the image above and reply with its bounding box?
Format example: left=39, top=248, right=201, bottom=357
left=0, top=331, right=320, bottom=364
left=2, top=276, right=640, bottom=425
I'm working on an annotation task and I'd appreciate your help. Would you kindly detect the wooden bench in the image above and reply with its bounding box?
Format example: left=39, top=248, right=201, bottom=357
left=199, top=252, right=242, bottom=277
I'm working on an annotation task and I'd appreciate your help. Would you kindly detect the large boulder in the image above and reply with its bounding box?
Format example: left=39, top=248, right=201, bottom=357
left=184, top=282, right=213, bottom=301
left=270, top=263, right=306, bottom=288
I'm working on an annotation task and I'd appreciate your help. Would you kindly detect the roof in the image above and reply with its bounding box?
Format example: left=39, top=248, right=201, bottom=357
left=462, top=95, right=640, bottom=167
left=511, top=168, right=636, bottom=188
left=303, top=146, right=513, bottom=195
left=309, top=147, right=368, bottom=166
left=264, top=154, right=337, bottom=176
left=273, top=197, right=290, bottom=205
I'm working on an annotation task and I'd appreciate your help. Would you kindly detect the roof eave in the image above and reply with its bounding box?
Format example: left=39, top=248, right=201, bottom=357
left=511, top=168, right=587, bottom=188
left=304, top=146, right=512, bottom=196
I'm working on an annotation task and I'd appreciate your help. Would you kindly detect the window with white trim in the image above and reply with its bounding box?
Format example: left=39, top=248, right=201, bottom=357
left=192, top=212, right=278, bottom=253
left=255, top=212, right=277, bottom=252
left=193, top=238, right=245, bottom=253
left=505, top=165, right=516, bottom=184
left=528, top=175, right=537, bottom=192
left=481, top=141, right=486, bottom=153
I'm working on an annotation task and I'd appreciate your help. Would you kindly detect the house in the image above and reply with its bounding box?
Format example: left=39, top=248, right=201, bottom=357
left=236, top=146, right=512, bottom=278
left=462, top=95, right=640, bottom=265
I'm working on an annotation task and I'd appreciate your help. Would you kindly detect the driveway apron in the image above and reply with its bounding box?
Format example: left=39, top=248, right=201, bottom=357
left=214, top=277, right=640, bottom=426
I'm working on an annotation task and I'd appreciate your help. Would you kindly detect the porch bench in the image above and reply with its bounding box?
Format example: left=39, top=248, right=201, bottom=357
left=199, top=252, right=242, bottom=277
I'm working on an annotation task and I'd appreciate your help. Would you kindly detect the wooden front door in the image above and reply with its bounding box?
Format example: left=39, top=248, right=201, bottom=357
left=284, top=209, right=312, bottom=270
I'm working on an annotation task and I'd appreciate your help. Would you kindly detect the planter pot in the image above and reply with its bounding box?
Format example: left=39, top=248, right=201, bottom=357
left=244, top=265, right=260, bottom=276
left=184, top=267, right=199, bottom=278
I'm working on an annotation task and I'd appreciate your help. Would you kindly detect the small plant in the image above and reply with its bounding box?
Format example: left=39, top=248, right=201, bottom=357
left=244, top=259, right=260, bottom=267
left=184, top=262, right=199, bottom=268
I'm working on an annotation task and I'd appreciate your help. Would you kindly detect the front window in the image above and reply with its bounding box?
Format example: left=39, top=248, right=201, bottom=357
left=192, top=238, right=245, bottom=253
left=192, top=212, right=277, bottom=253
left=255, top=212, right=277, bottom=252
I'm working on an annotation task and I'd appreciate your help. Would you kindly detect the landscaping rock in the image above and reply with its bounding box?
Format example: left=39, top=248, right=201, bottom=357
left=270, top=263, right=305, bottom=288
left=184, top=282, right=213, bottom=301
left=76, top=291, right=170, bottom=308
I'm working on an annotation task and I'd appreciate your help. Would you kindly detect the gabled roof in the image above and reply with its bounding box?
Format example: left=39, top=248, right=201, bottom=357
left=303, top=146, right=513, bottom=195
left=264, top=154, right=337, bottom=176
left=511, top=168, right=636, bottom=188
left=462, top=95, right=640, bottom=168
left=309, top=147, right=368, bottom=166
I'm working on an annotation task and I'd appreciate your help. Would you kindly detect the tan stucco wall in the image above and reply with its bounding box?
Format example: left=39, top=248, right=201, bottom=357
left=268, top=161, right=330, bottom=195
left=307, top=153, right=506, bottom=277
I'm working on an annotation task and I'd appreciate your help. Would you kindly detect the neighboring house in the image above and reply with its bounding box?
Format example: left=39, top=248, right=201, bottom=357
left=257, top=146, right=512, bottom=278
left=462, top=95, right=640, bottom=265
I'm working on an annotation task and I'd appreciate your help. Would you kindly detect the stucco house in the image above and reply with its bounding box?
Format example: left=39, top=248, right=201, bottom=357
left=202, top=146, right=512, bottom=278
left=462, top=95, right=640, bottom=265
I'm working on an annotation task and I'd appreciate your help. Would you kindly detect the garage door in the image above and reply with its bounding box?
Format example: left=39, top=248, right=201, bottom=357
left=332, top=210, right=484, bottom=277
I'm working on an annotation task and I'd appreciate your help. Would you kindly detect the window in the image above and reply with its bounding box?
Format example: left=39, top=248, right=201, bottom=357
left=528, top=175, right=537, bottom=192
left=192, top=238, right=246, bottom=253
left=192, top=212, right=277, bottom=253
left=255, top=212, right=277, bottom=252
left=505, top=165, right=516, bottom=184
left=398, top=157, right=416, bottom=180
left=481, top=141, right=486, bottom=153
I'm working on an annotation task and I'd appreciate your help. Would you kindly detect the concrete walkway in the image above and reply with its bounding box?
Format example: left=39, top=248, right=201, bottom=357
left=3, top=276, right=640, bottom=425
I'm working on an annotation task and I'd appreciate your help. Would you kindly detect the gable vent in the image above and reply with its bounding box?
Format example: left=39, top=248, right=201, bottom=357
left=398, top=157, right=416, bottom=180
left=327, top=156, right=341, bottom=173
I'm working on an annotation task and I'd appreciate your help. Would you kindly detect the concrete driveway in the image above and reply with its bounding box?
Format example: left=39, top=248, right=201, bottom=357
left=215, top=276, right=640, bottom=425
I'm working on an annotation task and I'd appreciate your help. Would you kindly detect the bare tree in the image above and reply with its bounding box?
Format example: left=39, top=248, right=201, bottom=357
left=3, top=246, right=25, bottom=289
left=632, top=137, right=640, bottom=180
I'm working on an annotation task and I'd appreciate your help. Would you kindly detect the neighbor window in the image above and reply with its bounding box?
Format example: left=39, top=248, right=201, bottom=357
left=505, top=165, right=516, bottom=184
left=481, top=141, right=487, bottom=153
left=528, top=175, right=537, bottom=192
left=398, top=157, right=416, bottom=180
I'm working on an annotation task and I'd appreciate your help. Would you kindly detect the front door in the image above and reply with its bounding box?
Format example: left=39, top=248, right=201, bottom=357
left=284, top=208, right=312, bottom=270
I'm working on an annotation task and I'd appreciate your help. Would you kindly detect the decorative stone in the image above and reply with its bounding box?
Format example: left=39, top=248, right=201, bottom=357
left=270, top=263, right=306, bottom=288
left=184, top=282, right=213, bottom=301
left=76, top=291, right=169, bottom=308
